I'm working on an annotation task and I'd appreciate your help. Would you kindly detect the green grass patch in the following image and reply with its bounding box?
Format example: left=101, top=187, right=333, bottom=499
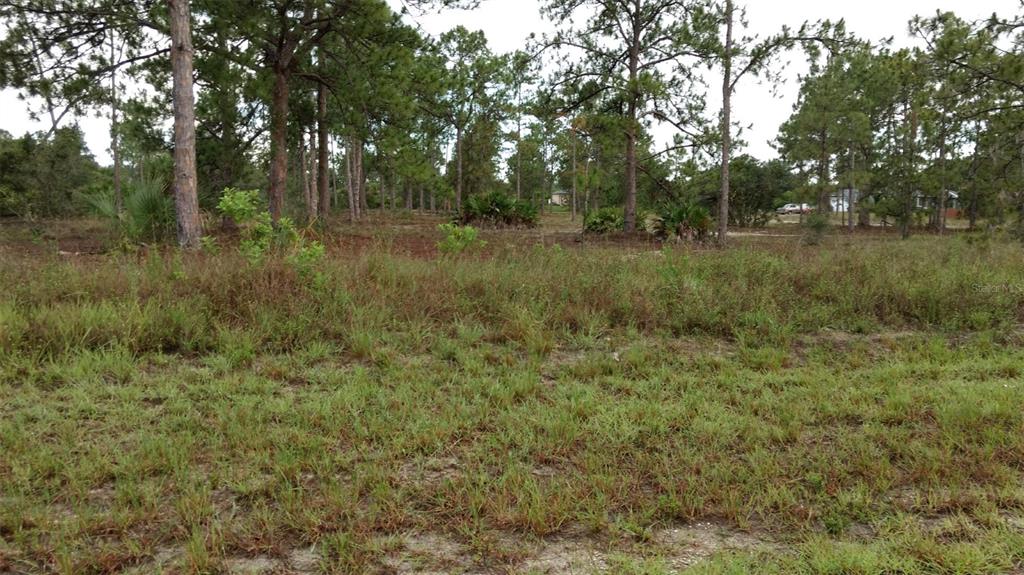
left=1, top=235, right=1023, bottom=573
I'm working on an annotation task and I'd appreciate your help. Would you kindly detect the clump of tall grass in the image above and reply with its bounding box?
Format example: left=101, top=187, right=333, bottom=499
left=2, top=237, right=1022, bottom=359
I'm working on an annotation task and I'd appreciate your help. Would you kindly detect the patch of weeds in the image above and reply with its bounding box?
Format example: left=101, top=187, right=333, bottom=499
left=437, top=223, right=486, bottom=255
left=217, top=188, right=325, bottom=276
left=200, top=235, right=220, bottom=254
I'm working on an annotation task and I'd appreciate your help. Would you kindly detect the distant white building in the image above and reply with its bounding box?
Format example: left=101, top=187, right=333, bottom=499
left=550, top=191, right=570, bottom=206
left=830, top=189, right=962, bottom=217
left=831, top=188, right=860, bottom=212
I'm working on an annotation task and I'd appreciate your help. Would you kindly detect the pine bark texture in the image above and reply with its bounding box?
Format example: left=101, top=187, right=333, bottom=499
left=168, top=0, right=202, bottom=249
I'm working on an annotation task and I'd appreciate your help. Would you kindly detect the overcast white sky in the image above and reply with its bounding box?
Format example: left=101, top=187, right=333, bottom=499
left=1, top=0, right=1018, bottom=165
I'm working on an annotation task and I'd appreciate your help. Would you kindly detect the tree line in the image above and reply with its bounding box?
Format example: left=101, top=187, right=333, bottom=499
left=780, top=11, right=1024, bottom=238
left=0, top=0, right=1022, bottom=247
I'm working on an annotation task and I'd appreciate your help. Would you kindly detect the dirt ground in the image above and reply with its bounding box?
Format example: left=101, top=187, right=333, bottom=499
left=0, top=210, right=938, bottom=262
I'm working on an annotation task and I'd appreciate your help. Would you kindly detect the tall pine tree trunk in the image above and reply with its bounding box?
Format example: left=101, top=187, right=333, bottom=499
left=937, top=131, right=947, bottom=234
left=583, top=155, right=591, bottom=221
left=858, top=193, right=872, bottom=227
left=818, top=131, right=830, bottom=214
left=717, top=0, right=734, bottom=245
left=301, top=140, right=313, bottom=219
left=847, top=147, right=855, bottom=231
left=858, top=148, right=872, bottom=227
left=317, top=84, right=330, bottom=220
left=901, top=104, right=918, bottom=240
left=269, top=66, right=290, bottom=223
left=625, top=125, right=637, bottom=231
left=388, top=174, right=396, bottom=212
left=358, top=145, right=368, bottom=214
left=623, top=0, right=640, bottom=232
left=308, top=129, right=319, bottom=220
left=571, top=129, right=577, bottom=222
left=168, top=0, right=201, bottom=249
left=516, top=91, right=522, bottom=200
left=109, top=32, right=122, bottom=214
left=348, top=137, right=364, bottom=220
left=346, top=143, right=356, bottom=223
left=330, top=136, right=339, bottom=208
left=625, top=114, right=638, bottom=231
left=455, top=126, right=464, bottom=213
left=268, top=64, right=292, bottom=222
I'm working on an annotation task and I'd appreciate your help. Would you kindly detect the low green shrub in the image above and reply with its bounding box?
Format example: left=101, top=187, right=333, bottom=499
left=0, top=184, right=36, bottom=220
left=80, top=177, right=175, bottom=244
left=287, top=241, right=327, bottom=279
left=217, top=188, right=325, bottom=271
left=460, top=192, right=538, bottom=228
left=802, top=212, right=831, bottom=246
left=218, top=188, right=273, bottom=262
left=584, top=207, right=624, bottom=234
left=645, top=202, right=712, bottom=242
left=437, top=223, right=486, bottom=255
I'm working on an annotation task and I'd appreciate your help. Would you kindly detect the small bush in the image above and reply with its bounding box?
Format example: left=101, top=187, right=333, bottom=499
left=216, top=188, right=264, bottom=223
left=802, top=212, right=831, bottom=246
left=0, top=184, right=37, bottom=220
left=217, top=188, right=324, bottom=272
left=645, top=202, right=712, bottom=242
left=460, top=192, right=538, bottom=228
left=80, top=178, right=175, bottom=244
left=218, top=189, right=284, bottom=263
left=287, top=241, right=327, bottom=279
left=584, top=207, right=624, bottom=234
left=437, top=223, right=486, bottom=255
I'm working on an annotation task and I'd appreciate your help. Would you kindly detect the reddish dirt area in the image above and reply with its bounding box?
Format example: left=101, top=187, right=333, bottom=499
left=318, top=212, right=668, bottom=259
left=0, top=218, right=111, bottom=258
left=1, top=211, right=940, bottom=263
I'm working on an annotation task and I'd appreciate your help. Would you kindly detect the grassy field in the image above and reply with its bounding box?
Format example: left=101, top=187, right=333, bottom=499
left=2, top=216, right=1024, bottom=574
